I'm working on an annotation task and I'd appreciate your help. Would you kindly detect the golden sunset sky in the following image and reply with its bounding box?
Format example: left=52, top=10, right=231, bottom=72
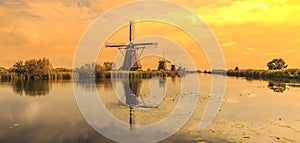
left=1, top=0, right=300, bottom=70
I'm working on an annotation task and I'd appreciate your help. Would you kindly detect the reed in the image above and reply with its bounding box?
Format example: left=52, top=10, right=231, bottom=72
left=226, top=69, right=300, bottom=81
left=0, top=71, right=73, bottom=81
left=1, top=70, right=180, bottom=81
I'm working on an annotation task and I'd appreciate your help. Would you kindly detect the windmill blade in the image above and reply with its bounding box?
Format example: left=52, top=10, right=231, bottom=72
left=105, top=43, right=127, bottom=48
left=134, top=42, right=158, bottom=46
left=129, top=21, right=134, bottom=42
left=134, top=46, right=146, bottom=49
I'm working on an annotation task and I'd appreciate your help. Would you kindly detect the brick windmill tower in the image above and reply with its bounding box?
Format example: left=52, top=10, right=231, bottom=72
left=105, top=21, right=157, bottom=71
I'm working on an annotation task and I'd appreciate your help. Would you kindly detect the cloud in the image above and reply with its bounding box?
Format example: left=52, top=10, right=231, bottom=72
left=246, top=48, right=254, bottom=51
left=20, top=10, right=40, bottom=20
left=242, top=48, right=254, bottom=55
left=0, top=0, right=29, bottom=9
left=221, top=41, right=236, bottom=47
left=197, top=0, right=300, bottom=26
left=242, top=51, right=249, bottom=55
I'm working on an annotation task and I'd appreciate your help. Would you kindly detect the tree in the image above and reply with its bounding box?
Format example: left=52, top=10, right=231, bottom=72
left=75, top=63, right=105, bottom=79
left=266, top=58, right=288, bottom=70
left=11, top=58, right=53, bottom=79
left=11, top=60, right=26, bottom=75
left=234, top=66, right=239, bottom=71
left=0, top=66, right=7, bottom=72
left=103, top=62, right=113, bottom=71
left=24, top=58, right=52, bottom=78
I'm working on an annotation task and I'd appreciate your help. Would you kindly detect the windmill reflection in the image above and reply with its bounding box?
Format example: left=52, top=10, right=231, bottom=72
left=159, top=76, right=166, bottom=88
left=121, top=77, right=160, bottom=130
left=122, top=78, right=141, bottom=130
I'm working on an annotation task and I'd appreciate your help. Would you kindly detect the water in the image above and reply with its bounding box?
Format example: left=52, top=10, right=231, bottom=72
left=0, top=74, right=300, bottom=143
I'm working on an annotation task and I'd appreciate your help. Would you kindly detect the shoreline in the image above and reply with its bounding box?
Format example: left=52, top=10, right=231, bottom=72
left=2, top=69, right=300, bottom=83
left=225, top=69, right=300, bottom=83
left=0, top=70, right=183, bottom=81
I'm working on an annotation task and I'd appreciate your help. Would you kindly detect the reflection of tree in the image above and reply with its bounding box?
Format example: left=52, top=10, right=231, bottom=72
left=12, top=80, right=52, bottom=96
left=267, top=81, right=287, bottom=93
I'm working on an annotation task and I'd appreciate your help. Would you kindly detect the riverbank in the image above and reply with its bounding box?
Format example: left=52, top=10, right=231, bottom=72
left=75, top=70, right=180, bottom=79
left=0, top=70, right=181, bottom=81
left=4, top=68, right=300, bottom=82
left=226, top=69, right=300, bottom=83
left=0, top=71, right=72, bottom=81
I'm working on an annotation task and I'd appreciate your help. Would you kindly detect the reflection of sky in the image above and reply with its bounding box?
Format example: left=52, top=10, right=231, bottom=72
left=0, top=75, right=227, bottom=143
left=213, top=76, right=300, bottom=142
left=0, top=82, right=112, bottom=143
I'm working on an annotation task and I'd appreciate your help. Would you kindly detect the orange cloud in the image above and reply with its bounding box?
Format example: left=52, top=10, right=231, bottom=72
left=221, top=41, right=236, bottom=47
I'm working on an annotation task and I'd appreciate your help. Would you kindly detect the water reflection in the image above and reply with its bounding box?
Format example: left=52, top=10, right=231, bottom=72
left=5, top=74, right=299, bottom=142
left=111, top=77, right=164, bottom=130
left=123, top=79, right=141, bottom=129
left=123, top=79, right=141, bottom=107
left=11, top=80, right=52, bottom=96
left=159, top=76, right=166, bottom=88
left=267, top=81, right=287, bottom=93
left=75, top=79, right=113, bottom=91
left=244, top=77, right=300, bottom=93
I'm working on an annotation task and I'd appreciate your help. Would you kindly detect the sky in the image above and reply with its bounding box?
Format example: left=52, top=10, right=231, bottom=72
left=0, top=0, right=300, bottom=70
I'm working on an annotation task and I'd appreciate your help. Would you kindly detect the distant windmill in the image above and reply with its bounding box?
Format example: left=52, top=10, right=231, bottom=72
left=157, top=51, right=171, bottom=71
left=105, top=21, right=158, bottom=71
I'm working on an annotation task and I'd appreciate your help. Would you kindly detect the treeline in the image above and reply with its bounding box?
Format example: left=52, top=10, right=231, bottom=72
left=1, top=58, right=180, bottom=81
left=73, top=62, right=178, bottom=79
left=0, top=58, right=72, bottom=81
left=0, top=58, right=116, bottom=81
left=226, top=58, right=300, bottom=82
left=74, top=62, right=112, bottom=79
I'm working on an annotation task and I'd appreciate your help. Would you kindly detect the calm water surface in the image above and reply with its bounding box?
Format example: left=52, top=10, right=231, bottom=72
left=0, top=74, right=300, bottom=143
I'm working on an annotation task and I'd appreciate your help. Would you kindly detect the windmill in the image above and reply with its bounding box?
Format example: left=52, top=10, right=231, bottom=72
left=157, top=51, right=171, bottom=71
left=105, top=21, right=158, bottom=71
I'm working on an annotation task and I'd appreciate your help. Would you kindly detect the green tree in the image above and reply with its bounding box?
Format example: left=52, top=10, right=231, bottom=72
left=267, top=58, right=288, bottom=70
